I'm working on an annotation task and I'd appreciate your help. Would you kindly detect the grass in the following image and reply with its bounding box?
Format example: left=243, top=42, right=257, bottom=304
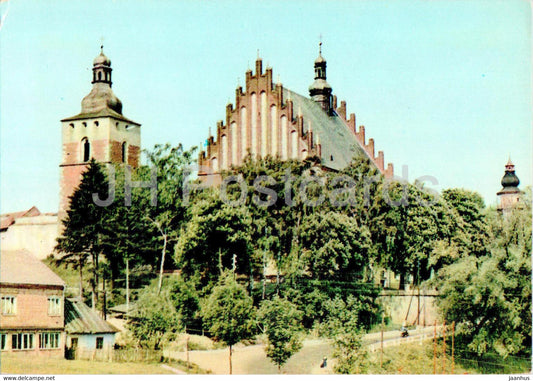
left=0, top=354, right=177, bottom=375
left=365, top=341, right=531, bottom=375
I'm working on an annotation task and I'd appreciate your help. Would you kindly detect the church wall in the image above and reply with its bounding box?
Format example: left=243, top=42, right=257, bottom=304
left=198, top=59, right=315, bottom=177
left=0, top=215, right=59, bottom=260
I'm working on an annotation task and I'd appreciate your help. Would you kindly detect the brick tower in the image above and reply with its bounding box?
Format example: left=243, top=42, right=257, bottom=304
left=59, top=48, right=141, bottom=223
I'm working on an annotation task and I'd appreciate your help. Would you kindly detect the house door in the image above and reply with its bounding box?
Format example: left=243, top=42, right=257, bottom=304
left=71, top=337, right=78, bottom=350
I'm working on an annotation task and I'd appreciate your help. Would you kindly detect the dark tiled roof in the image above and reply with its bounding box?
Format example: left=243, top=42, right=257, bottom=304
left=0, top=249, right=65, bottom=287
left=61, top=107, right=140, bottom=125
left=283, top=88, right=373, bottom=171
left=65, top=299, right=118, bottom=334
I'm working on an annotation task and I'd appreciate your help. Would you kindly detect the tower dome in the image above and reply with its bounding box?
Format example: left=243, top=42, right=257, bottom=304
left=500, top=159, right=520, bottom=189
left=497, top=158, right=522, bottom=214
left=80, top=47, right=123, bottom=115
left=309, top=41, right=332, bottom=113
left=93, top=51, right=111, bottom=66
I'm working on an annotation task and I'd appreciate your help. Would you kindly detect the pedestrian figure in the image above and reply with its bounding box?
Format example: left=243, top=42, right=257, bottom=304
left=320, top=356, right=327, bottom=368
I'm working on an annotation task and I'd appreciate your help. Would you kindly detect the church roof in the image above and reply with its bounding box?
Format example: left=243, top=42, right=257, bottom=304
left=283, top=88, right=373, bottom=171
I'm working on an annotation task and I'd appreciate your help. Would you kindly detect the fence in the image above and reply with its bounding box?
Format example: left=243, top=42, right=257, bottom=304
left=68, top=347, right=163, bottom=363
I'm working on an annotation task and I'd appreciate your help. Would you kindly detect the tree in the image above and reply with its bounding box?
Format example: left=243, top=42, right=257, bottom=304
left=127, top=279, right=182, bottom=349
left=258, top=296, right=303, bottom=372
left=56, top=159, right=110, bottom=309
left=433, top=195, right=531, bottom=358
left=201, top=273, right=256, bottom=374
left=323, top=295, right=368, bottom=374
left=175, top=189, right=253, bottom=289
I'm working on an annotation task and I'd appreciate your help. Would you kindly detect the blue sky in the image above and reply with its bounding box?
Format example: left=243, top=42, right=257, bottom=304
left=1, top=0, right=531, bottom=213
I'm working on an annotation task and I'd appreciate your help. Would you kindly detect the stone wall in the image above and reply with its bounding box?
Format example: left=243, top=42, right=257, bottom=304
left=0, top=215, right=59, bottom=260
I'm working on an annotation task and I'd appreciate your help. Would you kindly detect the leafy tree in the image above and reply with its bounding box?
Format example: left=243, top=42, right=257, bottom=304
left=175, top=189, right=253, bottom=289
left=323, top=295, right=368, bottom=374
left=258, top=296, right=304, bottom=372
left=201, top=273, right=256, bottom=374
left=127, top=279, right=182, bottom=349
left=299, top=210, right=370, bottom=281
left=433, top=197, right=531, bottom=358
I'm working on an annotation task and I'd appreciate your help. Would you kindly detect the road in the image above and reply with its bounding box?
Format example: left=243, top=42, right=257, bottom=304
left=163, top=326, right=440, bottom=374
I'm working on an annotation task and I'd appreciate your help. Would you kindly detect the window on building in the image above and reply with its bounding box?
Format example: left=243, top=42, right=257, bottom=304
left=1, top=334, right=6, bottom=350
left=121, top=142, right=127, bottom=163
left=96, top=337, right=104, bottom=349
left=81, top=138, right=90, bottom=162
left=39, top=332, right=60, bottom=349
left=12, top=333, right=34, bottom=350
left=1, top=296, right=16, bottom=315
left=48, top=297, right=61, bottom=316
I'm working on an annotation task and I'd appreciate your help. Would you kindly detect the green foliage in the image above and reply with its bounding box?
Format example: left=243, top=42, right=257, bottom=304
left=201, top=272, right=256, bottom=347
left=433, top=197, right=532, bottom=358
left=258, top=297, right=304, bottom=371
left=127, top=279, right=182, bottom=349
left=323, top=295, right=368, bottom=374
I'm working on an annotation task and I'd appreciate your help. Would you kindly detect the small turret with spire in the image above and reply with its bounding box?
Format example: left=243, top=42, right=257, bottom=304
left=309, top=40, right=333, bottom=114
left=81, top=46, right=123, bottom=115
left=497, top=157, right=522, bottom=214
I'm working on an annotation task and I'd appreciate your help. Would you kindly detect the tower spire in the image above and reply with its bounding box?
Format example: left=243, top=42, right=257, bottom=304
left=309, top=41, right=332, bottom=113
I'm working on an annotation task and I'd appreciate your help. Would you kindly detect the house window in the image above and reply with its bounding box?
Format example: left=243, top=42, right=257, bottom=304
left=39, top=332, right=60, bottom=349
left=48, top=297, right=61, bottom=316
left=12, top=333, right=34, bottom=350
left=1, top=296, right=16, bottom=315
left=1, top=334, right=6, bottom=350
left=96, top=337, right=104, bottom=349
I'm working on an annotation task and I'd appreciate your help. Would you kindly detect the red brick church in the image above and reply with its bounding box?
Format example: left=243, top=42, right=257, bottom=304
left=198, top=43, right=394, bottom=180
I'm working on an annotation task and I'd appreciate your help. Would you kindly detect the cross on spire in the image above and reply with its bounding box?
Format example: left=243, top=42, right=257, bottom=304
left=319, top=33, right=322, bottom=55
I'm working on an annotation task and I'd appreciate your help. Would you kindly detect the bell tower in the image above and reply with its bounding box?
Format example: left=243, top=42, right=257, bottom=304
left=309, top=41, right=333, bottom=114
left=497, top=158, right=522, bottom=215
left=59, top=48, right=141, bottom=223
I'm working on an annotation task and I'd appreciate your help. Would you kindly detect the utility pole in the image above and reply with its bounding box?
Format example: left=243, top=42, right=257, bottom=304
left=442, top=320, right=446, bottom=374
left=186, top=334, right=190, bottom=373
left=232, top=254, right=237, bottom=280
left=433, top=320, right=437, bottom=374
left=262, top=250, right=266, bottom=300
left=451, top=321, right=455, bottom=374
left=380, top=314, right=384, bottom=368
left=125, top=256, right=130, bottom=315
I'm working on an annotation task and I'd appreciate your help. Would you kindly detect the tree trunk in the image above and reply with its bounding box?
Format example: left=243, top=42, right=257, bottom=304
left=157, top=234, right=167, bottom=294
left=78, top=259, right=83, bottom=299
left=399, top=273, right=406, bottom=290
left=229, top=345, right=232, bottom=375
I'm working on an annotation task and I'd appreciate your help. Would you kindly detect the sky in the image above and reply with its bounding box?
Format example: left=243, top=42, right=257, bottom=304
left=0, top=0, right=531, bottom=213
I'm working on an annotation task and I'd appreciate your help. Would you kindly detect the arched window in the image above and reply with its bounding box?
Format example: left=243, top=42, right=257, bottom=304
left=221, top=135, right=228, bottom=170
left=94, top=121, right=99, bottom=127
left=121, top=142, right=127, bottom=163
left=230, top=122, right=238, bottom=165
left=98, top=71, right=102, bottom=81
left=290, top=131, right=298, bottom=159
left=211, top=157, right=219, bottom=173
left=281, top=116, right=288, bottom=160
left=251, top=93, right=257, bottom=156
left=240, top=107, right=247, bottom=160
left=270, top=105, right=278, bottom=156
left=81, top=138, right=90, bottom=162
left=260, top=92, right=267, bottom=157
